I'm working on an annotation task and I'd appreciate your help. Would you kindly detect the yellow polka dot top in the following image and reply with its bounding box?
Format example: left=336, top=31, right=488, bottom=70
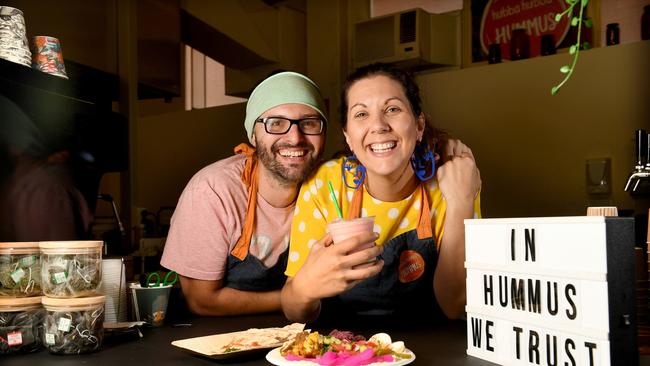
left=285, top=157, right=482, bottom=277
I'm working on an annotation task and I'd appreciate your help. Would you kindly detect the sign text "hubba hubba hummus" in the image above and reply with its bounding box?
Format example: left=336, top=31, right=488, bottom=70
left=464, top=216, right=637, bottom=366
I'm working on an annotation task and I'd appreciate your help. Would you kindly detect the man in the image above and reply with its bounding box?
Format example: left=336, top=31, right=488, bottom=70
left=161, top=72, right=327, bottom=315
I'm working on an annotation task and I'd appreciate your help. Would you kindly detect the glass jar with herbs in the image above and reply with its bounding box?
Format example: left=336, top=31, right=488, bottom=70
left=41, top=295, right=105, bottom=354
left=0, top=296, right=44, bottom=354
left=40, top=241, right=103, bottom=298
left=0, top=242, right=41, bottom=297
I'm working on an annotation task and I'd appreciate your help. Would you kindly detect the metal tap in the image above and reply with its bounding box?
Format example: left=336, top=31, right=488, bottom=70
left=624, top=129, right=650, bottom=192
left=97, top=193, right=126, bottom=236
left=625, top=170, right=650, bottom=192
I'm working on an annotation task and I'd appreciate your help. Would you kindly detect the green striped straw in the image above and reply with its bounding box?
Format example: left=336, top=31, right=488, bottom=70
left=327, top=181, right=343, bottom=219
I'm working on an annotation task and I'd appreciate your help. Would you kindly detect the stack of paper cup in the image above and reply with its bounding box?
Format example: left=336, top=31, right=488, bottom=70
left=585, top=206, right=618, bottom=217
left=640, top=211, right=650, bottom=353
left=100, top=258, right=127, bottom=323
left=645, top=210, right=650, bottom=326
left=636, top=247, right=649, bottom=325
left=30, top=35, right=67, bottom=78
left=0, top=6, right=31, bottom=67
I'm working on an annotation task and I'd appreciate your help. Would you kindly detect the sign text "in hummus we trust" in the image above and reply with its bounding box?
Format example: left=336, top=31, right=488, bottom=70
left=464, top=216, right=637, bottom=366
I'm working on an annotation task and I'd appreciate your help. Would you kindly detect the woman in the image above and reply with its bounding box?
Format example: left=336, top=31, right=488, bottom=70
left=281, top=63, right=481, bottom=325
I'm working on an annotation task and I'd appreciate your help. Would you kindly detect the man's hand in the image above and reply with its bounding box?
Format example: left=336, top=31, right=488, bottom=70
left=436, top=152, right=481, bottom=206
left=438, top=138, right=475, bottom=164
left=435, top=138, right=481, bottom=205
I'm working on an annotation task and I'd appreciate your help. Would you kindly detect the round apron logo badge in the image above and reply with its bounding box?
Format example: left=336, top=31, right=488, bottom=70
left=398, top=250, right=425, bottom=283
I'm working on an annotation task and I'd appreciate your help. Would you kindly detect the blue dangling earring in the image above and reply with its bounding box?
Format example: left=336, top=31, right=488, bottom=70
left=342, top=155, right=366, bottom=189
left=410, top=141, right=435, bottom=181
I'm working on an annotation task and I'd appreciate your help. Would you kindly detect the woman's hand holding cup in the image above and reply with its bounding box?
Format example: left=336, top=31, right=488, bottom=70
left=293, top=229, right=383, bottom=301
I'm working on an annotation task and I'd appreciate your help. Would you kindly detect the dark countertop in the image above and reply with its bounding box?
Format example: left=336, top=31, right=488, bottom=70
left=3, top=313, right=649, bottom=365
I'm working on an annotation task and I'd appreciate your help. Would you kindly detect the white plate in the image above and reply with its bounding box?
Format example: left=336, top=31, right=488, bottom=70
left=171, top=323, right=305, bottom=360
left=265, top=347, right=416, bottom=366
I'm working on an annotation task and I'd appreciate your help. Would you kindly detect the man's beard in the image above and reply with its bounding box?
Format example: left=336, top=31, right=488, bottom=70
left=255, top=140, right=319, bottom=186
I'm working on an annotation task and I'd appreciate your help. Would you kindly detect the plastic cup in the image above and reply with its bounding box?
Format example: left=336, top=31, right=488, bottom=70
left=327, top=216, right=375, bottom=249
left=129, top=283, right=171, bottom=327
left=30, top=36, right=68, bottom=79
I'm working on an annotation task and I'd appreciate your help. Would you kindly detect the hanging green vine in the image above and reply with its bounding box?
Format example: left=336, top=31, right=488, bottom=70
left=551, top=0, right=592, bottom=95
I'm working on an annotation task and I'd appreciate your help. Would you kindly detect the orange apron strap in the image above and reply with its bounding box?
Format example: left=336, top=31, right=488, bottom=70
left=347, top=186, right=364, bottom=220
left=231, top=143, right=258, bottom=260
left=416, top=184, right=433, bottom=239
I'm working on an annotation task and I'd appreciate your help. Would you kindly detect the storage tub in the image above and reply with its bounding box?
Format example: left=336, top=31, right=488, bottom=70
left=41, top=295, right=105, bottom=354
left=40, top=241, right=103, bottom=298
left=0, top=296, right=43, bottom=354
left=0, top=242, right=41, bottom=297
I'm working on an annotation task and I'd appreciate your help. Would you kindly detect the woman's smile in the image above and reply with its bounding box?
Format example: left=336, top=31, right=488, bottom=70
left=368, top=141, right=397, bottom=154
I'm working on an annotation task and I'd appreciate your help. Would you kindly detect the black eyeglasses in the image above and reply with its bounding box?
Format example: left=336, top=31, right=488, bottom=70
left=255, top=117, right=324, bottom=135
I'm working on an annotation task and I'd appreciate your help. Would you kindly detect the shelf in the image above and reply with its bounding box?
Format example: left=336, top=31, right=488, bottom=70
left=0, top=57, right=179, bottom=108
left=0, top=57, right=128, bottom=173
left=0, top=57, right=97, bottom=111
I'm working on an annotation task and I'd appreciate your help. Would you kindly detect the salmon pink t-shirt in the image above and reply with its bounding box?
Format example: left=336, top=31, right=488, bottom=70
left=160, top=154, right=294, bottom=281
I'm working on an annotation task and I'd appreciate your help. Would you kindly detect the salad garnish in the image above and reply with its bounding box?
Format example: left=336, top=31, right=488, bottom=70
left=280, top=330, right=411, bottom=366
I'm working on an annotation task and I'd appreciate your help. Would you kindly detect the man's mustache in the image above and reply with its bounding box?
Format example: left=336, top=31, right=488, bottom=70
left=271, top=142, right=314, bottom=154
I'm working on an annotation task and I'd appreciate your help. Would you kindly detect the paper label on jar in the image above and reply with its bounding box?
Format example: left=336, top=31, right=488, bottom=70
left=45, top=333, right=55, bottom=345
left=7, top=331, right=23, bottom=346
left=57, top=317, right=72, bottom=332
left=53, top=271, right=67, bottom=284
left=10, top=267, right=25, bottom=283
left=20, top=255, right=36, bottom=266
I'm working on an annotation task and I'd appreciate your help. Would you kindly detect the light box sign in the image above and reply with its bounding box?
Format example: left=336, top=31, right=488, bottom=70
left=465, top=216, right=637, bottom=366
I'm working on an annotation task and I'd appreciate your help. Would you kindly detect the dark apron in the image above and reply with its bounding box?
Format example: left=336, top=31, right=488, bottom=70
left=224, top=247, right=289, bottom=291
left=222, top=144, right=289, bottom=291
left=317, top=183, right=444, bottom=328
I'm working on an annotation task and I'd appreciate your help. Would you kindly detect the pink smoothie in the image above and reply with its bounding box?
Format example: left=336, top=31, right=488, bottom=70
left=327, top=217, right=375, bottom=245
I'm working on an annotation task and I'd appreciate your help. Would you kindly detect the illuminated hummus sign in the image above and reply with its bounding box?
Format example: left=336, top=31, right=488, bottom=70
left=465, top=216, right=637, bottom=366
left=480, top=0, right=571, bottom=59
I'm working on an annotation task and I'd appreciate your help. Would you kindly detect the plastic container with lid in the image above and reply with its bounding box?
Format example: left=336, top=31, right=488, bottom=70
left=509, top=28, right=530, bottom=60
left=606, top=23, right=620, bottom=46
left=0, top=242, right=42, bottom=297
left=41, top=295, right=105, bottom=355
left=40, top=241, right=103, bottom=298
left=0, top=296, right=44, bottom=354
